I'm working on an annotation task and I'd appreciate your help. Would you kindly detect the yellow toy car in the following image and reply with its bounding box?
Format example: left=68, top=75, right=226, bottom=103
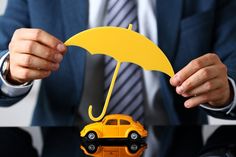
left=80, top=114, right=147, bottom=141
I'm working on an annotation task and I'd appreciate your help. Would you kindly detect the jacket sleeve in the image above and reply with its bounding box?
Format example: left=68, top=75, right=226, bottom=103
left=0, top=0, right=31, bottom=107
left=205, top=0, right=236, bottom=119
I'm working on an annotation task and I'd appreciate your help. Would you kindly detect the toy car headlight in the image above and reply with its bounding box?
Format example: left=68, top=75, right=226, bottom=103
left=80, top=128, right=87, bottom=136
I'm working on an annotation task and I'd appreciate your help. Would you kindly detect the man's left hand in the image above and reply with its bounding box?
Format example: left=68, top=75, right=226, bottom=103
left=170, top=53, right=233, bottom=108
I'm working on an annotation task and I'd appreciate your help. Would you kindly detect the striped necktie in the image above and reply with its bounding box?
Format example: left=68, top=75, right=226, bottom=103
left=104, top=0, right=144, bottom=122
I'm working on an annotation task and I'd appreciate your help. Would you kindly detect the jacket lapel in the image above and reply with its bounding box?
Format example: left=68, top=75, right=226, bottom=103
left=60, top=0, right=89, bottom=39
left=156, top=0, right=183, bottom=124
left=156, top=0, right=183, bottom=63
left=60, top=0, right=89, bottom=105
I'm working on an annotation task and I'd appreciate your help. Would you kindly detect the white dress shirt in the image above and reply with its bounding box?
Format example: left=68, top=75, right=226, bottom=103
left=0, top=0, right=236, bottom=118
left=0, top=52, right=32, bottom=97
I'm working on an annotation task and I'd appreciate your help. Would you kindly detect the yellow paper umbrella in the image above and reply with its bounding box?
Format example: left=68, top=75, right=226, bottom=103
left=65, top=25, right=174, bottom=122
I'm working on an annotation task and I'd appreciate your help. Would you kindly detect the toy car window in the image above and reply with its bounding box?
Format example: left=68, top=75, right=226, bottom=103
left=105, top=119, right=117, bottom=125
left=120, top=119, right=130, bottom=125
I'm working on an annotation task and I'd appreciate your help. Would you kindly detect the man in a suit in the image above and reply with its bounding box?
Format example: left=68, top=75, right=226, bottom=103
left=1, top=0, right=236, bottom=126
left=1, top=1, right=236, bottom=156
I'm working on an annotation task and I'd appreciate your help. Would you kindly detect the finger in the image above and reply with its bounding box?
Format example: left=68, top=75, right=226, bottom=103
left=184, top=88, right=223, bottom=108
left=170, top=53, right=220, bottom=86
left=12, top=53, right=59, bottom=71
left=182, top=78, right=222, bottom=97
left=176, top=65, right=219, bottom=94
left=10, top=66, right=51, bottom=83
left=13, top=28, right=66, bottom=52
left=10, top=40, right=63, bottom=63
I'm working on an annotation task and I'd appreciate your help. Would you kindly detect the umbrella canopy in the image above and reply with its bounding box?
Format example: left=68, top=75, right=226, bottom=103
left=65, top=25, right=174, bottom=76
left=65, top=25, right=174, bottom=121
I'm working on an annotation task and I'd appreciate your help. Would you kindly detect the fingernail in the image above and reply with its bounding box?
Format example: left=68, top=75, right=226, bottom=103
left=173, top=74, right=180, bottom=85
left=44, top=71, right=51, bottom=76
left=182, top=93, right=189, bottom=98
left=176, top=86, right=183, bottom=94
left=52, top=63, right=59, bottom=70
left=184, top=102, right=191, bottom=108
left=54, top=54, right=63, bottom=62
left=57, top=43, right=66, bottom=52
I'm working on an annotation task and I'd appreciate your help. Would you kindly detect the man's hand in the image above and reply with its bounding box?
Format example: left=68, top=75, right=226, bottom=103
left=170, top=53, right=233, bottom=108
left=8, top=28, right=67, bottom=84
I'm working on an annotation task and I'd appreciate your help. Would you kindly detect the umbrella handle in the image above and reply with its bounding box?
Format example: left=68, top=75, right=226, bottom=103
left=88, top=61, right=121, bottom=121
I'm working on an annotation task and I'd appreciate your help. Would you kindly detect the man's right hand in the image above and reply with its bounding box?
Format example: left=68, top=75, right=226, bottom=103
left=8, top=28, right=67, bottom=84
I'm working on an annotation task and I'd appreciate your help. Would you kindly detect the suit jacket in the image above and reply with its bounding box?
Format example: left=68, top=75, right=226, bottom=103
left=1, top=0, right=236, bottom=126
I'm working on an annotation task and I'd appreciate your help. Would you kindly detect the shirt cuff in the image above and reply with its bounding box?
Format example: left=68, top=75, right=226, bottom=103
left=0, top=52, right=33, bottom=97
left=200, top=77, right=236, bottom=114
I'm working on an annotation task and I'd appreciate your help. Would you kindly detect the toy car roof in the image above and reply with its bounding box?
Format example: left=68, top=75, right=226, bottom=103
left=104, top=114, right=134, bottom=121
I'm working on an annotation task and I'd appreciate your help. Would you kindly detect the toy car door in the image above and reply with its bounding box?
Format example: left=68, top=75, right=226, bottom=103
left=119, top=119, right=131, bottom=138
left=102, top=119, right=119, bottom=138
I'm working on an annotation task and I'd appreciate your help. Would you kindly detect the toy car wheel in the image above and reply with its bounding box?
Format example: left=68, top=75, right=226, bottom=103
left=86, top=131, right=97, bottom=141
left=86, top=143, right=98, bottom=154
left=128, top=131, right=140, bottom=141
left=128, top=143, right=140, bottom=154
